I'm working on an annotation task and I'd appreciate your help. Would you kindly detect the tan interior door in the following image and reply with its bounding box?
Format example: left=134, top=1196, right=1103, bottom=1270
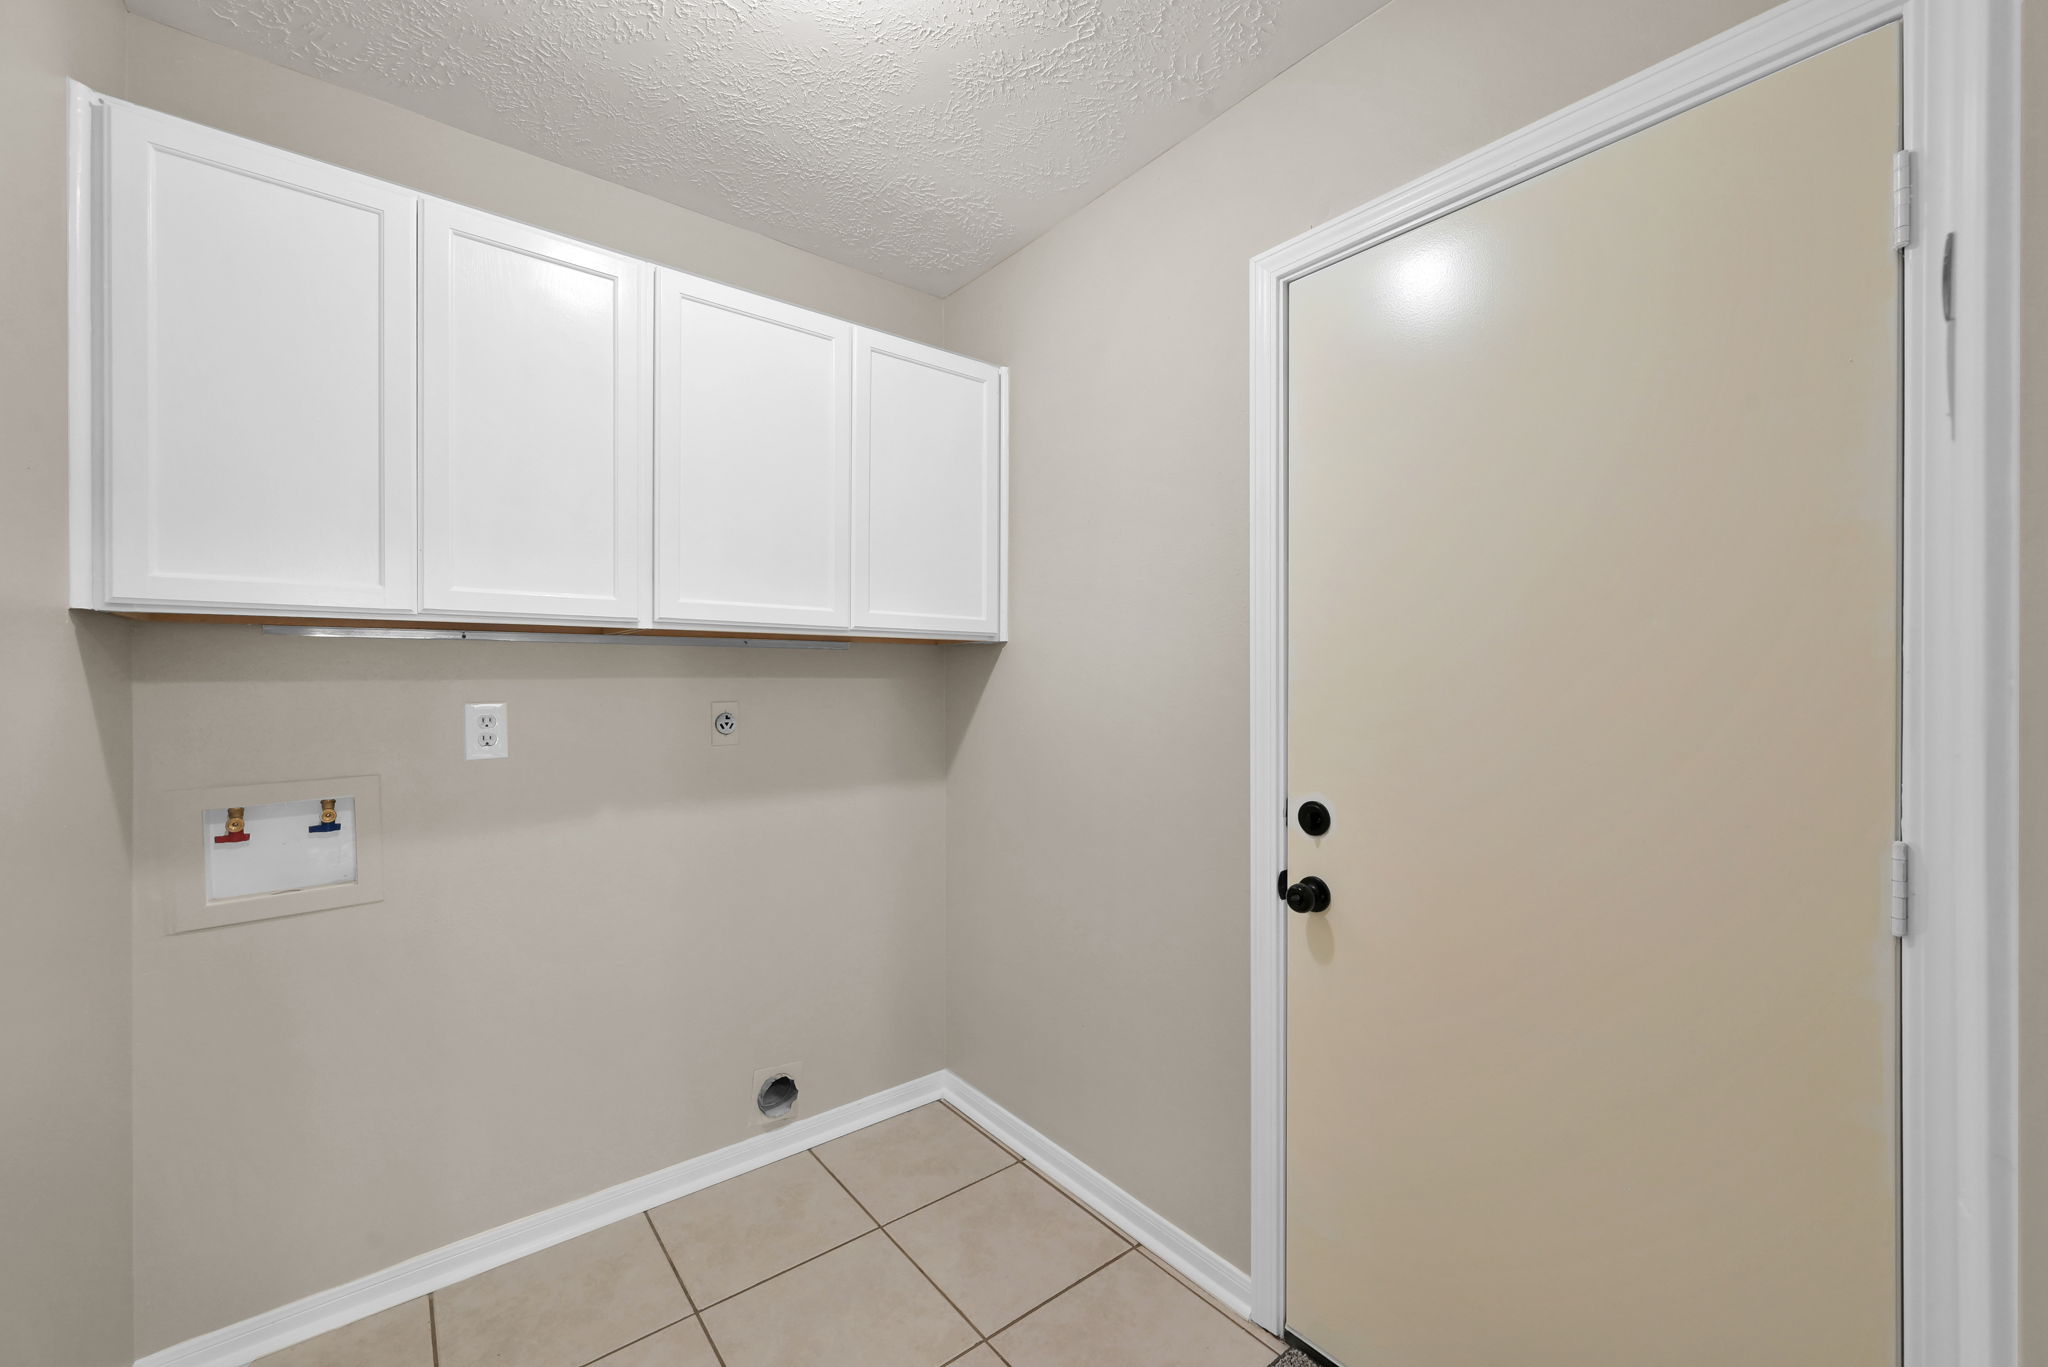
left=1284, top=28, right=1901, bottom=1367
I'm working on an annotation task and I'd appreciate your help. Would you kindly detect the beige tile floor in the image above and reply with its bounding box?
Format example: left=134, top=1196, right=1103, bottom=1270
left=255, top=1101, right=1286, bottom=1367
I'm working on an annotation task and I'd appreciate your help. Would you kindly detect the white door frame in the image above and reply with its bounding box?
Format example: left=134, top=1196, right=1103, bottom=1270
left=1245, top=0, right=2022, bottom=1360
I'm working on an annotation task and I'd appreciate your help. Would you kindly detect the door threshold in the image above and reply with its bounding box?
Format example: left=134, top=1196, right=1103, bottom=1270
left=1280, top=1330, right=1342, bottom=1366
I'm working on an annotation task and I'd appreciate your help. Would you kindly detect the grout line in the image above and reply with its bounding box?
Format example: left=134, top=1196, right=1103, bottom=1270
left=931, top=1099, right=1129, bottom=1249
left=577, top=1315, right=694, bottom=1367
left=695, top=1228, right=875, bottom=1311
left=811, top=1101, right=1019, bottom=1223
left=923, top=1098, right=1264, bottom=1353
left=930, top=1099, right=1224, bottom=1362
left=643, top=1221, right=700, bottom=1311
left=1134, top=1246, right=1284, bottom=1356
left=644, top=1213, right=698, bottom=1313
left=804, top=1108, right=1151, bottom=1360
left=642, top=1214, right=730, bottom=1367
left=1015, top=1158, right=1135, bottom=1248
left=692, top=1312, right=733, bottom=1367
left=805, top=1147, right=875, bottom=1227
left=809, top=1147, right=987, bottom=1352
left=979, top=1245, right=1134, bottom=1340
left=648, top=1156, right=881, bottom=1313
left=878, top=1158, right=1021, bottom=1228
left=426, top=1292, right=440, bottom=1367
left=876, top=1220, right=985, bottom=1349
left=507, top=1105, right=1245, bottom=1367
left=929, top=1099, right=1268, bottom=1355
left=936, top=1098, right=1026, bottom=1163
left=810, top=1102, right=1019, bottom=1226
left=801, top=1146, right=891, bottom=1224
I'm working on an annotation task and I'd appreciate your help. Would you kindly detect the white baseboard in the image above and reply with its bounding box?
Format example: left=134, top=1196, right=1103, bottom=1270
left=135, top=1069, right=1250, bottom=1367
left=937, top=1071, right=1254, bottom=1318
left=136, top=1073, right=949, bottom=1367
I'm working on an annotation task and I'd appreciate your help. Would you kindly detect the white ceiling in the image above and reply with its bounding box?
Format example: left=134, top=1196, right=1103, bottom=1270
left=122, top=0, right=1387, bottom=295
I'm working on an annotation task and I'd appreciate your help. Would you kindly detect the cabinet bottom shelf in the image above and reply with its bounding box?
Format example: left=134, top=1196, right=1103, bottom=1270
left=99, top=610, right=990, bottom=646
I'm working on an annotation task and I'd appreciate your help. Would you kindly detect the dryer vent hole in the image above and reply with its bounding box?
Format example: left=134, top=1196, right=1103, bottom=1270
left=756, top=1074, right=798, bottom=1119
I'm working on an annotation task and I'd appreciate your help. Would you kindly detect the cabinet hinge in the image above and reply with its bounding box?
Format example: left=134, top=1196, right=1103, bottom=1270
left=1892, top=150, right=1915, bottom=251
left=1890, top=840, right=1911, bottom=939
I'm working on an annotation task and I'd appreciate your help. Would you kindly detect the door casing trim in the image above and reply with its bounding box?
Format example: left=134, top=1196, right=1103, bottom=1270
left=1245, top=0, right=2021, bottom=1360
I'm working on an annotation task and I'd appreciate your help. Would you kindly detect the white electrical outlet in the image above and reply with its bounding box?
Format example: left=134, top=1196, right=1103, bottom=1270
left=464, top=702, right=508, bottom=760
left=711, top=700, right=739, bottom=747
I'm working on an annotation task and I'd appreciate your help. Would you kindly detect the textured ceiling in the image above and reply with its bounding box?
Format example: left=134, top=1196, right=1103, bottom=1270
left=122, top=0, right=1388, bottom=294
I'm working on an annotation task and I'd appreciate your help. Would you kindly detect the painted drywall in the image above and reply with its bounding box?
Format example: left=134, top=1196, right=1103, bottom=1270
left=130, top=632, right=950, bottom=1351
left=0, top=2, right=136, bottom=1365
left=939, top=0, right=1784, bottom=1273
left=2020, top=0, right=2044, bottom=1357
left=118, top=18, right=955, bottom=1355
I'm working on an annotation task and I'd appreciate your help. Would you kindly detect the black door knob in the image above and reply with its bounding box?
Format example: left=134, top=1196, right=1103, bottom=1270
left=1285, top=876, right=1331, bottom=914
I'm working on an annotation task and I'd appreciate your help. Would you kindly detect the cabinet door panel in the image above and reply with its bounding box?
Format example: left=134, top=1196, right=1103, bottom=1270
left=422, top=204, right=648, bottom=621
left=104, top=104, right=417, bottom=611
left=653, top=271, right=850, bottom=629
left=853, top=332, right=1002, bottom=637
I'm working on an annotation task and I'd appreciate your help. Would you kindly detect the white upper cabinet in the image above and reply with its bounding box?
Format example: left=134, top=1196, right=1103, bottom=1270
left=652, top=270, right=851, bottom=629
left=101, top=103, right=418, bottom=612
left=422, top=203, right=649, bottom=622
left=853, top=331, right=1004, bottom=637
left=79, top=95, right=1006, bottom=640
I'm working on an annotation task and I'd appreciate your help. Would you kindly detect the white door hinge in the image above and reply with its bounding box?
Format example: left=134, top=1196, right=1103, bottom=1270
left=1890, top=840, right=1911, bottom=939
left=1892, top=150, right=1914, bottom=251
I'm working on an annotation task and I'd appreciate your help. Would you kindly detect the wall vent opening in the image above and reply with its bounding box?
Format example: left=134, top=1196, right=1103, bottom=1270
left=756, top=1073, right=798, bottom=1119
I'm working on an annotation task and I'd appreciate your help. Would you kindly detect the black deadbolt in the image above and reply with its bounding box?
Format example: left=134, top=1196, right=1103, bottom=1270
left=1297, top=800, right=1332, bottom=837
left=1285, top=876, right=1332, bottom=914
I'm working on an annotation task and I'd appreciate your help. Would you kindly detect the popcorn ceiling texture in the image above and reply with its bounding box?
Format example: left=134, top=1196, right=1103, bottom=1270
left=121, top=0, right=1386, bottom=294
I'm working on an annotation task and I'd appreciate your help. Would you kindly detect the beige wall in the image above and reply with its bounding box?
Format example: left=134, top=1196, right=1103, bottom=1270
left=0, top=1, right=136, bottom=1365
left=116, top=16, right=955, bottom=1356
left=130, top=631, right=950, bottom=1351
left=2020, top=0, right=2043, bottom=1357
left=939, top=0, right=1785, bottom=1273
